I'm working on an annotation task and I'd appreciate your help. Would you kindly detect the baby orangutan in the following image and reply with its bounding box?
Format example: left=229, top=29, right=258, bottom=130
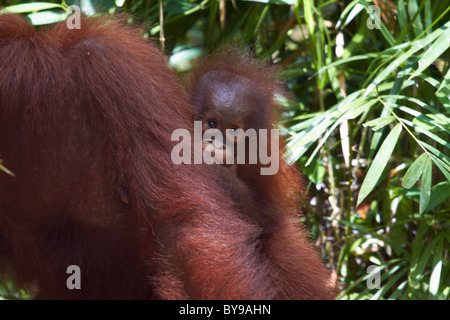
left=188, top=47, right=338, bottom=299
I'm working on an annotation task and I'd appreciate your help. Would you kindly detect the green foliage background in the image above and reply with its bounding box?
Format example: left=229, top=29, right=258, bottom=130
left=0, top=0, right=449, bottom=300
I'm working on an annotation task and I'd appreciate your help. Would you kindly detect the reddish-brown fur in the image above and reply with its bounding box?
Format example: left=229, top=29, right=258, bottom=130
left=0, top=14, right=337, bottom=299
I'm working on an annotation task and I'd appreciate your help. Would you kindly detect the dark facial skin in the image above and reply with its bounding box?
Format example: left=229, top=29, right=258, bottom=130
left=192, top=70, right=266, bottom=172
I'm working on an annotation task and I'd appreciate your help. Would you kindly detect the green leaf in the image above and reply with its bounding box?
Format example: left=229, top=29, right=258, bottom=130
left=305, top=99, right=373, bottom=166
left=421, top=142, right=450, bottom=168
left=298, top=157, right=326, bottom=186
left=368, top=72, right=409, bottom=159
left=0, top=162, right=14, bottom=177
left=357, top=123, right=402, bottom=206
left=408, top=0, right=424, bottom=37
left=413, top=114, right=450, bottom=134
left=302, top=0, right=315, bottom=38
left=410, top=223, right=436, bottom=288
left=402, top=118, right=450, bottom=150
left=428, top=154, right=450, bottom=182
left=164, top=0, right=198, bottom=14
left=363, top=116, right=396, bottom=131
left=420, top=157, right=432, bottom=213
left=240, top=0, right=296, bottom=4
left=27, top=10, right=69, bottom=25
left=0, top=2, right=65, bottom=14
left=430, top=261, right=443, bottom=297
left=410, top=23, right=450, bottom=79
left=315, top=54, right=378, bottom=77
left=402, top=153, right=428, bottom=189
left=336, top=1, right=363, bottom=29
left=169, top=48, right=202, bottom=72
left=286, top=92, right=362, bottom=162
left=364, top=24, right=446, bottom=97
left=397, top=0, right=409, bottom=37
left=437, top=68, right=450, bottom=98
left=388, top=280, right=408, bottom=300
left=427, top=181, right=450, bottom=211
left=372, top=268, right=407, bottom=300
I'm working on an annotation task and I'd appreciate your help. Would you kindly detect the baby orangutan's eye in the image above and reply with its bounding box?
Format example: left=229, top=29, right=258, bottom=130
left=207, top=120, right=217, bottom=129
left=230, top=127, right=240, bottom=135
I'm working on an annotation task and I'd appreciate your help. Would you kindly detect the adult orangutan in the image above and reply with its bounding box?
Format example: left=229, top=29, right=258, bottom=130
left=0, top=13, right=337, bottom=299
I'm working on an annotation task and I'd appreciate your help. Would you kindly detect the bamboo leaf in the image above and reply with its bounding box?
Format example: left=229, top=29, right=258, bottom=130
left=368, top=71, right=409, bottom=159
left=287, top=91, right=363, bottom=162
left=382, top=95, right=450, bottom=123
left=302, top=0, right=315, bottom=41
left=336, top=1, right=363, bottom=29
left=410, top=23, right=450, bottom=79
left=413, top=114, right=450, bottom=134
left=304, top=99, right=374, bottom=166
left=428, top=154, right=450, bottom=182
left=424, top=0, right=432, bottom=33
left=0, top=2, right=65, bottom=14
left=315, top=55, right=377, bottom=76
left=0, top=161, right=14, bottom=177
left=421, top=142, right=450, bottom=168
left=397, top=0, right=409, bottom=35
left=402, top=153, right=428, bottom=189
left=410, top=223, right=436, bottom=287
left=27, top=10, right=69, bottom=26
left=388, top=280, right=408, bottom=300
left=240, top=0, right=295, bottom=4
left=427, top=181, right=450, bottom=211
left=408, top=0, right=424, bottom=37
left=430, top=261, right=443, bottom=297
left=420, top=157, right=432, bottom=213
left=357, top=123, right=402, bottom=206
left=364, top=25, right=446, bottom=97
left=336, top=219, right=409, bottom=256
left=363, top=116, right=396, bottom=131
left=402, top=119, right=450, bottom=150
left=437, top=68, right=450, bottom=96
left=371, top=268, right=407, bottom=300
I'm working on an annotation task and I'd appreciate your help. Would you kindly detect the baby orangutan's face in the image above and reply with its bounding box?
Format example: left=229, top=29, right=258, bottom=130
left=193, top=70, right=267, bottom=173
